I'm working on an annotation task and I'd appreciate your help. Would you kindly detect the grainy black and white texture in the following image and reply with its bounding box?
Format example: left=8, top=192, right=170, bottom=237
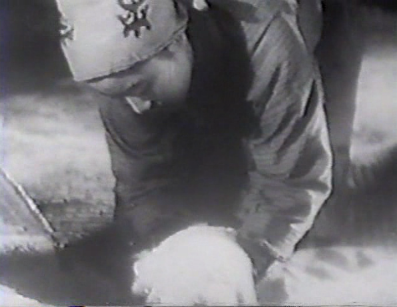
left=0, top=0, right=396, bottom=305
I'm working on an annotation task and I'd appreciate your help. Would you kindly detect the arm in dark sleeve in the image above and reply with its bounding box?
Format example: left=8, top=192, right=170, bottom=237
left=236, top=14, right=332, bottom=268
left=98, top=98, right=193, bottom=245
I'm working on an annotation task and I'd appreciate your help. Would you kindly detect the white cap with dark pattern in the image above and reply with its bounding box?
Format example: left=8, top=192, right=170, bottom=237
left=55, top=0, right=189, bottom=81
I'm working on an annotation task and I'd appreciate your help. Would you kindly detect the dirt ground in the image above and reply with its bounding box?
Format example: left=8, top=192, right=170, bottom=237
left=0, top=8, right=396, bottom=306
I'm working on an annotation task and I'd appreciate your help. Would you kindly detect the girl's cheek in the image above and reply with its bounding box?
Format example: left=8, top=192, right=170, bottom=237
left=152, top=62, right=191, bottom=105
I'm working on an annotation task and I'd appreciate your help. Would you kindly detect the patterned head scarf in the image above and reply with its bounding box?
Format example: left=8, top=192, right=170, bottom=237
left=55, top=0, right=188, bottom=81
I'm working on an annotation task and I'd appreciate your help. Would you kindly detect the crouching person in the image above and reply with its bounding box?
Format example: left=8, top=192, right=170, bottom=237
left=55, top=0, right=332, bottom=305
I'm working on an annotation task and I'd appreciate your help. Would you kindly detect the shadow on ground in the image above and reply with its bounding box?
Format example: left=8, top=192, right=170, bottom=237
left=0, top=226, right=147, bottom=306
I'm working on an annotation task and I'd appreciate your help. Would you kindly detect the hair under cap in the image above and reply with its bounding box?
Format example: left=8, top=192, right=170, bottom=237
left=56, top=0, right=188, bottom=81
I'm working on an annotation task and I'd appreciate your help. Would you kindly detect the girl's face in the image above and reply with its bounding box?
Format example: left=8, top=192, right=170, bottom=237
left=86, top=32, right=194, bottom=111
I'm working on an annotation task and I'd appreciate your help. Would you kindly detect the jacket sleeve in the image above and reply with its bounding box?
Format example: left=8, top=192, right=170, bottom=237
left=236, top=13, right=332, bottom=264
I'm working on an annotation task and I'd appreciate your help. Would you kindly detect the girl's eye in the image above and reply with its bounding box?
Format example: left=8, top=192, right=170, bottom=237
left=125, top=79, right=151, bottom=98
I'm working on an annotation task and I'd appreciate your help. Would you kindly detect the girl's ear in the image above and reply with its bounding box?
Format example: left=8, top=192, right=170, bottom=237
left=166, top=33, right=193, bottom=62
